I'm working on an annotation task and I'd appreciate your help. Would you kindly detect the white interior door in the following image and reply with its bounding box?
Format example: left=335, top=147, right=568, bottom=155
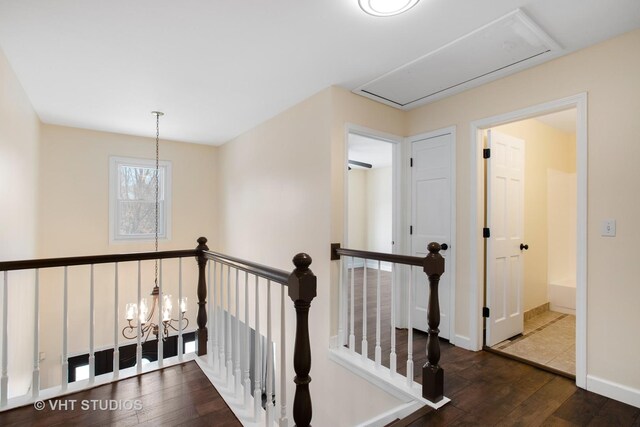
left=486, top=129, right=525, bottom=347
left=411, top=132, right=452, bottom=339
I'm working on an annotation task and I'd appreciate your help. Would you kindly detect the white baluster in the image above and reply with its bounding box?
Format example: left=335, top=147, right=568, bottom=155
left=244, top=271, right=251, bottom=409
left=349, top=258, right=355, bottom=351
left=406, top=266, right=413, bottom=387
left=218, top=264, right=225, bottom=374
left=337, top=256, right=345, bottom=347
left=234, top=268, right=241, bottom=395
left=209, top=261, right=215, bottom=367
left=1, top=271, right=7, bottom=407
left=136, top=261, right=142, bottom=373
left=279, top=284, right=287, bottom=427
left=266, top=280, right=273, bottom=426
left=32, top=269, right=40, bottom=398
left=62, top=267, right=69, bottom=390
left=226, top=265, right=232, bottom=385
left=113, top=264, right=119, bottom=380
left=158, top=259, right=163, bottom=368
left=254, top=275, right=261, bottom=422
left=89, top=265, right=95, bottom=384
left=178, top=258, right=183, bottom=362
left=362, top=261, right=368, bottom=360
left=375, top=261, right=381, bottom=368
left=390, top=263, right=397, bottom=376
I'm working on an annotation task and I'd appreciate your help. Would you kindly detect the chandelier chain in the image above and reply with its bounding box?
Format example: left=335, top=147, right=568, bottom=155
left=154, top=112, right=160, bottom=285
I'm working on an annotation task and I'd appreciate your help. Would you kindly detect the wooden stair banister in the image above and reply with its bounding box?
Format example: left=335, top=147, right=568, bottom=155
left=196, top=236, right=209, bottom=356
left=288, top=253, right=317, bottom=427
left=330, top=242, right=446, bottom=405
left=422, top=242, right=444, bottom=402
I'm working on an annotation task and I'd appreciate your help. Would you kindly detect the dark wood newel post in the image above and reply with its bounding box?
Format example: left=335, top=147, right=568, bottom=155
left=288, top=253, right=317, bottom=427
left=422, top=242, right=445, bottom=403
left=196, top=236, right=209, bottom=356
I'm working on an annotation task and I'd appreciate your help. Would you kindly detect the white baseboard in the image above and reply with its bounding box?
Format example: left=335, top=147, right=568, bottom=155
left=356, top=401, right=424, bottom=427
left=587, top=375, right=640, bottom=409
left=451, top=334, right=473, bottom=350
left=328, top=347, right=450, bottom=410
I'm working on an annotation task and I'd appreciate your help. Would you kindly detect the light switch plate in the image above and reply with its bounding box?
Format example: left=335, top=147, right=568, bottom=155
left=601, top=219, right=616, bottom=237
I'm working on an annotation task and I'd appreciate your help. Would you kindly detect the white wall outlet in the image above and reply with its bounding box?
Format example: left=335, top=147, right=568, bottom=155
left=601, top=219, right=616, bottom=237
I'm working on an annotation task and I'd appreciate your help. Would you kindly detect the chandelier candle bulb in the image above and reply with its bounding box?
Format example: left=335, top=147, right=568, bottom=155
left=180, top=297, right=188, bottom=313
left=139, top=299, right=149, bottom=324
left=126, top=303, right=137, bottom=322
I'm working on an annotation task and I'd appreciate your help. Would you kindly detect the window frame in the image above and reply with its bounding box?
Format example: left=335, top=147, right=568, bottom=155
left=109, top=156, right=172, bottom=243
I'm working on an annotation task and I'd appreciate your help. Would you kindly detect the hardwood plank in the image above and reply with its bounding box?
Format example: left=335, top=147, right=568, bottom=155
left=0, top=361, right=241, bottom=427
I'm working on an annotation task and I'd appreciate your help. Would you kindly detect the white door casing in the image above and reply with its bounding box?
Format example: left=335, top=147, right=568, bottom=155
left=485, top=129, right=525, bottom=347
left=410, top=132, right=453, bottom=340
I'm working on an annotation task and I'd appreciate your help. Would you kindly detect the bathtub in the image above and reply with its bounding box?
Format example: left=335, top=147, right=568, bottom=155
left=549, top=278, right=576, bottom=315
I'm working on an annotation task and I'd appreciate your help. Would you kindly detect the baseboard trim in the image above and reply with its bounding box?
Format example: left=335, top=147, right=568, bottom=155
left=451, top=334, right=473, bottom=350
left=328, top=347, right=450, bottom=410
left=586, top=374, right=640, bottom=409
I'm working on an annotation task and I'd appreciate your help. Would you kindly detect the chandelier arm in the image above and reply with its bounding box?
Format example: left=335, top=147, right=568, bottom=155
left=122, top=325, right=138, bottom=340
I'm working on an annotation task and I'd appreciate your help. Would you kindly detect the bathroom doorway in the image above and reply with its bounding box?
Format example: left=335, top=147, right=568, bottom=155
left=484, top=108, right=578, bottom=377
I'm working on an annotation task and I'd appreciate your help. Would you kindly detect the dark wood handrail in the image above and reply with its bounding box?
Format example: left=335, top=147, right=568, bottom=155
left=203, top=250, right=290, bottom=285
left=331, top=244, right=424, bottom=267
left=0, top=249, right=198, bottom=272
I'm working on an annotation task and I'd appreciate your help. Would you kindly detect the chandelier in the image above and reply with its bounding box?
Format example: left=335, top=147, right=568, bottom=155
left=122, top=111, right=189, bottom=342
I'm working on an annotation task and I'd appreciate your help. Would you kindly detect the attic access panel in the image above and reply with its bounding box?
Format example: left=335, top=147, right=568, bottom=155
left=355, top=9, right=561, bottom=109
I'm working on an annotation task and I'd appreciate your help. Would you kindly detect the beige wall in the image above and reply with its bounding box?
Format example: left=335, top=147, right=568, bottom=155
left=37, top=124, right=217, bottom=388
left=217, top=88, right=407, bottom=426
left=347, top=169, right=367, bottom=250
left=407, top=29, right=640, bottom=392
left=366, top=166, right=393, bottom=254
left=0, top=46, right=39, bottom=397
left=492, top=119, right=576, bottom=312
left=347, top=166, right=393, bottom=254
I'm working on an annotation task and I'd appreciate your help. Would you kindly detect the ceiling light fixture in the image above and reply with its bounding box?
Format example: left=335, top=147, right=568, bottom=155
left=359, top=0, right=420, bottom=17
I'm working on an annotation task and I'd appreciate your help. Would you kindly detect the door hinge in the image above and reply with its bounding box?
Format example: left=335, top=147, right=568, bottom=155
left=483, top=148, right=491, bottom=159
left=410, top=225, right=413, bottom=235
left=483, top=227, right=490, bottom=238
left=410, top=157, right=413, bottom=167
left=483, top=307, right=490, bottom=318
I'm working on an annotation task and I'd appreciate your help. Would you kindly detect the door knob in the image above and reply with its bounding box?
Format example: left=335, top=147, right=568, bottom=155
left=520, top=243, right=529, bottom=250
left=440, top=243, right=449, bottom=251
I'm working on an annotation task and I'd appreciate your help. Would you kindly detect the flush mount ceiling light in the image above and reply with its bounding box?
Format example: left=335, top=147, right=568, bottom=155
left=359, top=0, right=420, bottom=17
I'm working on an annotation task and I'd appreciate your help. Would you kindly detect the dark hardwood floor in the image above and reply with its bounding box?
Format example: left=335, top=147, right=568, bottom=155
left=0, top=361, right=241, bottom=426
left=348, top=267, right=640, bottom=426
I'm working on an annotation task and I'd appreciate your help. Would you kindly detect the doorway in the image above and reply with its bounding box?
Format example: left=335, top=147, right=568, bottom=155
left=470, top=93, right=587, bottom=387
left=484, top=110, right=577, bottom=376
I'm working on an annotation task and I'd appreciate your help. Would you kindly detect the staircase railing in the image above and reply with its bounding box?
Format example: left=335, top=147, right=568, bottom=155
left=330, top=242, right=445, bottom=405
left=202, top=247, right=317, bottom=426
left=0, top=237, right=317, bottom=427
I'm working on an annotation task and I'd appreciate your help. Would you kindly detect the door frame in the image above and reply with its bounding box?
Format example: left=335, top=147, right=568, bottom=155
left=469, top=93, right=588, bottom=388
left=341, top=124, right=403, bottom=345
left=405, top=126, right=457, bottom=342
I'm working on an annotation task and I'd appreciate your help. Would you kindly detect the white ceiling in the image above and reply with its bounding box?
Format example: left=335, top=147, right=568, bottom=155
left=348, top=134, right=393, bottom=169
left=0, top=0, right=638, bottom=145
left=535, top=109, right=577, bottom=134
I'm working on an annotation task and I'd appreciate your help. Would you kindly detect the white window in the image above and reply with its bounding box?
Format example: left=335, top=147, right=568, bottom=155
left=109, top=156, right=172, bottom=242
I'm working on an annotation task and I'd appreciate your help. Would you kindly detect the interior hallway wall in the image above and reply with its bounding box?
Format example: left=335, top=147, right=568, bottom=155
left=492, top=119, right=576, bottom=312
left=0, top=45, right=39, bottom=398
left=37, top=124, right=217, bottom=388
left=217, top=86, right=407, bottom=426
left=407, top=29, right=640, bottom=399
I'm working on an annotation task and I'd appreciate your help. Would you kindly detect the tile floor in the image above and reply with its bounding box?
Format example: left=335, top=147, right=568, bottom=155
left=491, top=310, right=576, bottom=375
